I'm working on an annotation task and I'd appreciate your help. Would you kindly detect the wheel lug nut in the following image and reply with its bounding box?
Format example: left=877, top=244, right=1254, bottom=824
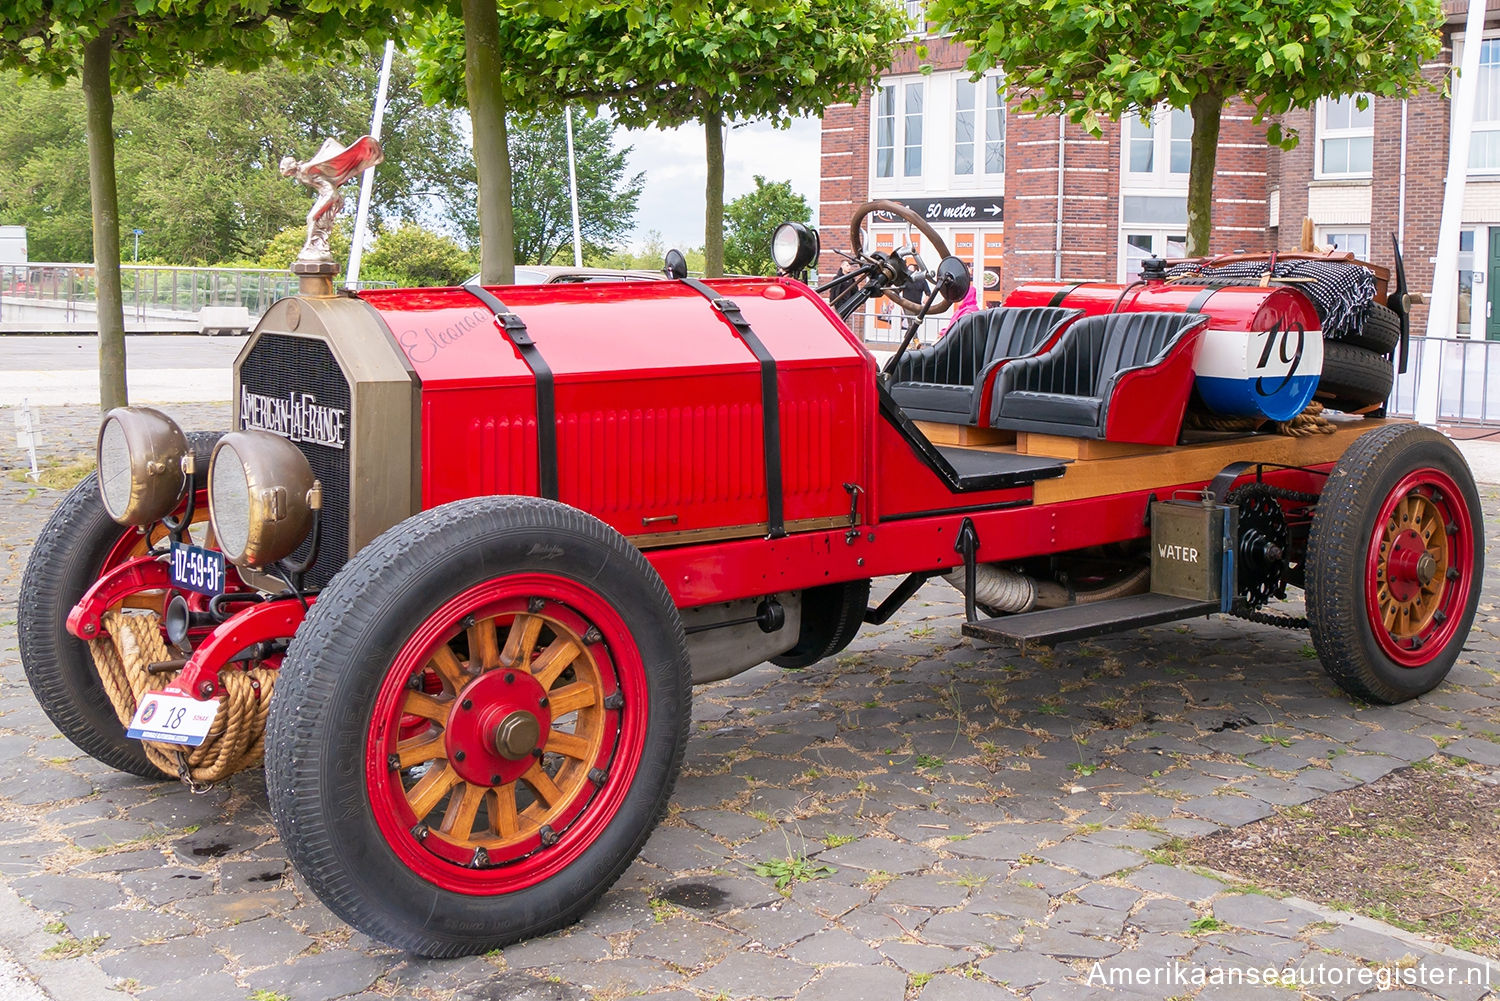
left=538, top=696, right=549, bottom=708
left=455, top=750, right=466, bottom=762
left=505, top=672, right=515, bottom=684
left=461, top=698, right=473, bottom=710
left=490, top=774, right=501, bottom=785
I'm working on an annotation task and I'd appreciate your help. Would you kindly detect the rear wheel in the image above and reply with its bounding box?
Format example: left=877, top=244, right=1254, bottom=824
left=1306, top=424, right=1482, bottom=703
left=265, top=496, right=691, bottom=956
left=772, top=579, right=870, bottom=668
left=18, top=432, right=220, bottom=777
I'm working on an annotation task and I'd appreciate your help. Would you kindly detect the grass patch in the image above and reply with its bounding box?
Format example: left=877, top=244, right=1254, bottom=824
left=753, top=855, right=836, bottom=892
left=8, top=453, right=95, bottom=491
left=41, top=935, right=106, bottom=959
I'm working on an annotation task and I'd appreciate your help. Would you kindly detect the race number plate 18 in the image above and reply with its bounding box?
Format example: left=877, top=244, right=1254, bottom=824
left=126, top=691, right=220, bottom=746
left=170, top=541, right=225, bottom=596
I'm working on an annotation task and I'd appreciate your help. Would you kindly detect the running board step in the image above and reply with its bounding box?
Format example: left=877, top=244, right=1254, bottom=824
left=961, top=593, right=1220, bottom=653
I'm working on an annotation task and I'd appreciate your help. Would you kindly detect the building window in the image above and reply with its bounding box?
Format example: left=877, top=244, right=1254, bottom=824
left=1119, top=194, right=1188, bottom=281
left=875, top=85, right=896, bottom=178
left=955, top=75, right=1005, bottom=177
left=1124, top=107, right=1192, bottom=179
left=873, top=78, right=925, bottom=181
left=1317, top=95, right=1373, bottom=177
left=1318, top=229, right=1369, bottom=258
left=904, top=82, right=924, bottom=176
left=1471, top=39, right=1500, bottom=171
left=903, top=0, right=926, bottom=36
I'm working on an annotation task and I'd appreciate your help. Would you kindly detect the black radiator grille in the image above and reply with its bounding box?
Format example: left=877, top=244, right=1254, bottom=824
left=237, top=333, right=351, bottom=589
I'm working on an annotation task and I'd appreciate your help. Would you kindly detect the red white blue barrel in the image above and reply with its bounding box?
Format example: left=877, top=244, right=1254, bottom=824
left=1192, top=323, right=1324, bottom=421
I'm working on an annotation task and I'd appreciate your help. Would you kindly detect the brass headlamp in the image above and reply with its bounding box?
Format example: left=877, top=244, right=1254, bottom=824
left=207, top=431, right=322, bottom=568
left=95, top=407, right=191, bottom=526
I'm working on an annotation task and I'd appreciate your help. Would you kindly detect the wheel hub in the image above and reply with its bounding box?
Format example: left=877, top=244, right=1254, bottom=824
left=495, top=711, right=541, bottom=761
left=444, top=668, right=552, bottom=787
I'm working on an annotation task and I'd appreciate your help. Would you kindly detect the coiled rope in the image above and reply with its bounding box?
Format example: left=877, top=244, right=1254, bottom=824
left=89, top=610, right=275, bottom=786
left=1185, top=400, right=1336, bottom=438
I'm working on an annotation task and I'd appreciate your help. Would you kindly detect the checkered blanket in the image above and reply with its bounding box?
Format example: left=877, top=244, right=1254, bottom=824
left=1165, top=259, right=1377, bottom=340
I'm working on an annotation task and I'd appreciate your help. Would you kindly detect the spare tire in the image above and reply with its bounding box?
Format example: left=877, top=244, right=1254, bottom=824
left=1316, top=341, right=1395, bottom=413
left=1332, top=304, right=1401, bottom=354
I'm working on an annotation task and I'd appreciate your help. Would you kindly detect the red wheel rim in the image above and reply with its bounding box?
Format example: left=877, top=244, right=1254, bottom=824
left=365, top=574, right=647, bottom=894
left=1363, top=468, right=1473, bottom=667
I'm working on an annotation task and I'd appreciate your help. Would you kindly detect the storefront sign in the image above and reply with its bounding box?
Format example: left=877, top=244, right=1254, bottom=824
left=875, top=196, right=1004, bottom=224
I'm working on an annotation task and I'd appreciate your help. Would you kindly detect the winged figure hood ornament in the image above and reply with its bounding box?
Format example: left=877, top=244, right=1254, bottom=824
left=280, top=135, right=384, bottom=269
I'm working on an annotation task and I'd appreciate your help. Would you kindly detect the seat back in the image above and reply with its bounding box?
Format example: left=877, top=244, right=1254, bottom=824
left=892, top=306, right=1080, bottom=386
left=1009, top=311, right=1205, bottom=397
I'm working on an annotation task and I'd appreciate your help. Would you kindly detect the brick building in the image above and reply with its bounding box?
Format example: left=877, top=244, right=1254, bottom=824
left=819, top=3, right=1500, bottom=342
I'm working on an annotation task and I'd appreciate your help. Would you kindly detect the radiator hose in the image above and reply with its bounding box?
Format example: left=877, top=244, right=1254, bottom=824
left=943, top=565, right=1151, bottom=614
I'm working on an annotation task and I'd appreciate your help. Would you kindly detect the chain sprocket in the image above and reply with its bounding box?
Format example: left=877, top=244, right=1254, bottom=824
left=1226, top=482, right=1319, bottom=629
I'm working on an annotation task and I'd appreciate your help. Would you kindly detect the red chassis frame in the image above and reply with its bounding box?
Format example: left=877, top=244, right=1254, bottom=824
left=72, top=275, right=1372, bottom=701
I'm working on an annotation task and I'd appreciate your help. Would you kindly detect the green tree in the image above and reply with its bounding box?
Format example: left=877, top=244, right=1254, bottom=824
left=504, top=111, right=642, bottom=265
left=361, top=223, right=475, bottom=286
left=0, top=54, right=473, bottom=266
left=723, top=175, right=811, bottom=276
left=0, top=1, right=418, bottom=411
left=927, top=0, right=1443, bottom=256
left=416, top=0, right=908, bottom=277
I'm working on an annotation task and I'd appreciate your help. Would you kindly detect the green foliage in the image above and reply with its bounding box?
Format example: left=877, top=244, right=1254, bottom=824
left=493, top=110, right=643, bottom=265
left=0, top=2, right=415, bottom=90
left=258, top=223, right=353, bottom=273
left=0, top=53, right=472, bottom=265
left=588, top=230, right=704, bottom=275
left=753, top=854, right=836, bottom=891
left=927, top=0, right=1442, bottom=253
left=723, top=175, right=811, bottom=276
left=928, top=0, right=1441, bottom=129
left=362, top=223, right=475, bottom=287
left=415, top=0, right=909, bottom=274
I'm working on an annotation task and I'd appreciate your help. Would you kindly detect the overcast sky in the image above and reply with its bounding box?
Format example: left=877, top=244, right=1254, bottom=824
left=618, top=115, right=821, bottom=253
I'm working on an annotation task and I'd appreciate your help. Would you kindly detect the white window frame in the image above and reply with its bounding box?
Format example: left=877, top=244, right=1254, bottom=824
left=1122, top=106, right=1193, bottom=184
left=1117, top=230, right=1187, bottom=282
left=1470, top=36, right=1500, bottom=173
left=1315, top=95, right=1374, bottom=179
left=903, top=0, right=926, bottom=36
left=871, top=77, right=926, bottom=190
left=953, top=73, right=1005, bottom=187
left=1316, top=228, right=1370, bottom=258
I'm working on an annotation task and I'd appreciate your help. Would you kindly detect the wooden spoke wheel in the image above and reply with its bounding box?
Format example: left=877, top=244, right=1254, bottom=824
left=1366, top=469, right=1473, bottom=666
left=368, top=577, right=637, bottom=881
left=1307, top=424, right=1483, bottom=704
left=266, top=496, right=691, bottom=957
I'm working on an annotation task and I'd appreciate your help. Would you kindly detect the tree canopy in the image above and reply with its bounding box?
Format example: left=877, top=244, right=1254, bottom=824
left=0, top=0, right=423, bottom=410
left=724, top=176, right=812, bottom=276
left=495, top=111, right=643, bottom=265
left=927, top=0, right=1443, bottom=255
left=415, top=0, right=908, bottom=276
left=0, top=54, right=472, bottom=265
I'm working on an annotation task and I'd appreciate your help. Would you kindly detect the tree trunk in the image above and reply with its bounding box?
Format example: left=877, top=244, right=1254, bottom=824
left=462, top=0, right=514, bottom=285
left=82, top=30, right=126, bottom=412
left=1184, top=90, right=1224, bottom=259
left=703, top=111, right=725, bottom=277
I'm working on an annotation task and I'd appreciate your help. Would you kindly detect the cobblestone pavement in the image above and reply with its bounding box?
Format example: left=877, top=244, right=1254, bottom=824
left=2, top=405, right=1499, bottom=1001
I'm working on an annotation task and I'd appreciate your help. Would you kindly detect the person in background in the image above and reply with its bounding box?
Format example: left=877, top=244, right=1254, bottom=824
left=938, top=285, right=979, bottom=338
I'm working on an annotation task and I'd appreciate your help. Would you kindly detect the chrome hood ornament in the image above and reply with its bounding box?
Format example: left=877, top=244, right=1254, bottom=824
left=280, top=136, right=384, bottom=270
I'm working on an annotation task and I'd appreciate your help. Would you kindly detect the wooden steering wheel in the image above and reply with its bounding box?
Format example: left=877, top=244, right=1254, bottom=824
left=848, top=199, right=955, bottom=314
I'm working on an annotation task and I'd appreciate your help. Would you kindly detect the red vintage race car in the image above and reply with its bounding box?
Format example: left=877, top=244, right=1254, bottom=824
left=18, top=200, right=1482, bottom=957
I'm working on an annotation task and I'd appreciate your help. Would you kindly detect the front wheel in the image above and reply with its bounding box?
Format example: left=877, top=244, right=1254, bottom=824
left=265, top=496, right=691, bottom=956
left=1306, top=424, right=1483, bottom=703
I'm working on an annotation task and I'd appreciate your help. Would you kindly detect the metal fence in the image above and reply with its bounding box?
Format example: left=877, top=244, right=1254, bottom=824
left=1387, top=335, right=1500, bottom=426
left=0, top=263, right=393, bottom=324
